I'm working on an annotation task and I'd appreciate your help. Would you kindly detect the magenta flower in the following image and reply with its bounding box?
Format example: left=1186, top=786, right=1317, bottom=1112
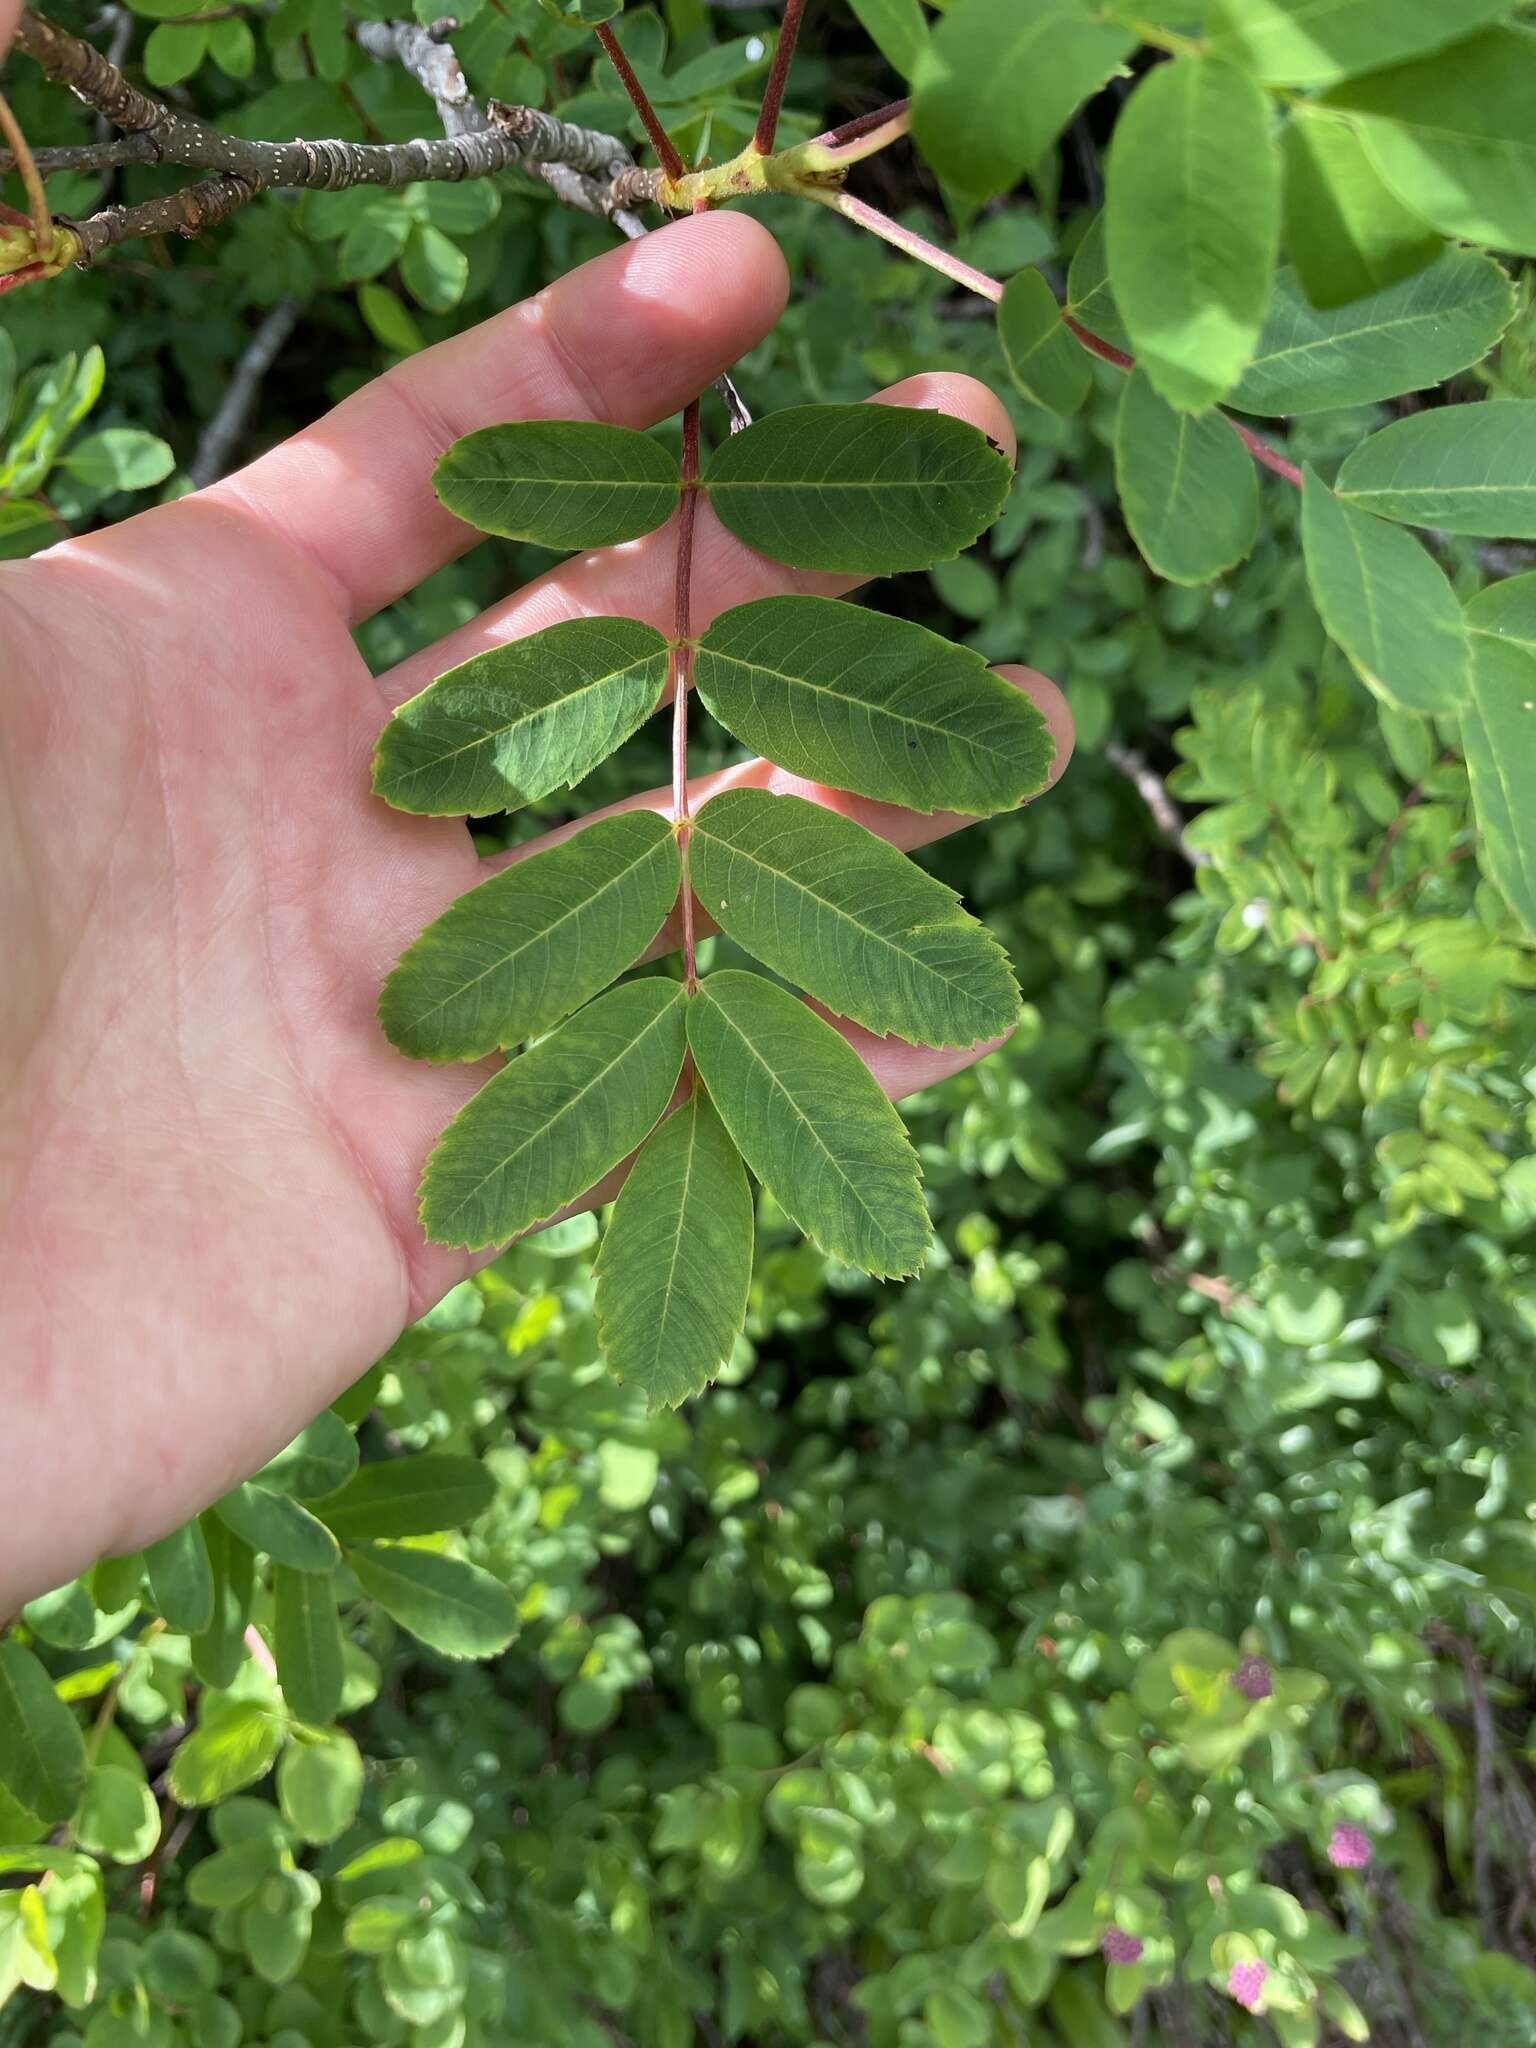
left=1101, top=1928, right=1144, bottom=1966
left=1328, top=1822, right=1373, bottom=1870
left=1230, top=1654, right=1273, bottom=1701
left=1228, top=1959, right=1268, bottom=2012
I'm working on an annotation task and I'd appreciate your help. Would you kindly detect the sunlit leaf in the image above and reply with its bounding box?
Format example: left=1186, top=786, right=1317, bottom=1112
left=1279, top=115, right=1440, bottom=309
left=348, top=1543, right=518, bottom=1658
left=1206, top=0, right=1513, bottom=87
left=316, top=1453, right=496, bottom=1543
left=0, top=1642, right=86, bottom=1825
left=211, top=1483, right=340, bottom=1574
left=273, top=1565, right=345, bottom=1727
left=169, top=1695, right=286, bottom=1806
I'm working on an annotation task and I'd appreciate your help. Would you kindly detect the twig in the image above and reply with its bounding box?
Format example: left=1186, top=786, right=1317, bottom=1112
left=188, top=294, right=305, bottom=488
left=753, top=0, right=806, bottom=156
left=356, top=17, right=475, bottom=138
left=1104, top=742, right=1210, bottom=868
left=594, top=21, right=685, bottom=184
left=0, top=87, right=53, bottom=247
left=674, top=397, right=702, bottom=989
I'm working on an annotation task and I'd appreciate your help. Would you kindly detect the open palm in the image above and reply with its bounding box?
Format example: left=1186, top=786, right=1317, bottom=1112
left=0, top=213, right=1069, bottom=1610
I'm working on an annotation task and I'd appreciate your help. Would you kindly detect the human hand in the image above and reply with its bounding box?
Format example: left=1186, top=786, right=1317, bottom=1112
left=0, top=211, right=1070, bottom=1612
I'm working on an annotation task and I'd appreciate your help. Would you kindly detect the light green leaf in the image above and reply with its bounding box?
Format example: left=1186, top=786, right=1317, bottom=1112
left=686, top=969, right=930, bottom=1278
left=348, top=1543, right=518, bottom=1658
left=169, top=1695, right=286, bottom=1806
left=272, top=1566, right=345, bottom=1728
left=400, top=224, right=468, bottom=314
left=211, top=1483, right=340, bottom=1573
left=850, top=0, right=929, bottom=78
left=316, top=1453, right=496, bottom=1543
left=257, top=1410, right=359, bottom=1500
left=1207, top=0, right=1513, bottom=87
left=1106, top=55, right=1281, bottom=410
left=1464, top=576, right=1536, bottom=934
left=596, top=1440, right=661, bottom=1509
left=998, top=269, right=1092, bottom=414
left=1300, top=466, right=1467, bottom=714
left=433, top=420, right=680, bottom=548
left=701, top=404, right=1012, bottom=575
left=593, top=1091, right=753, bottom=1408
left=1335, top=404, right=1536, bottom=537
left=0, top=1642, right=86, bottom=1824
left=381, top=810, right=680, bottom=1061
left=690, top=789, right=1021, bottom=1047
left=1115, top=368, right=1259, bottom=585
left=419, top=978, right=688, bottom=1249
left=143, top=20, right=207, bottom=87
left=75, top=1763, right=160, bottom=1863
left=58, top=428, right=176, bottom=492
left=338, top=202, right=412, bottom=283
left=1280, top=115, right=1440, bottom=309
left=1324, top=28, right=1536, bottom=255
left=208, top=14, right=255, bottom=77
left=143, top=1520, right=216, bottom=1636
left=911, top=0, right=1133, bottom=203
left=1228, top=250, right=1512, bottom=415
left=693, top=596, right=1053, bottom=816
left=358, top=283, right=425, bottom=357
left=277, top=1729, right=363, bottom=1843
left=371, top=617, right=670, bottom=818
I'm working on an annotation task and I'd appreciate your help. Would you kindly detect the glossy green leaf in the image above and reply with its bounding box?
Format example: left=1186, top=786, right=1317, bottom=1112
left=693, top=596, right=1053, bottom=816
left=702, top=405, right=1012, bottom=576
left=690, top=789, right=1021, bottom=1046
left=277, top=1729, right=363, bottom=1843
left=686, top=969, right=930, bottom=1278
left=1115, top=369, right=1259, bottom=586
left=850, top=0, right=929, bottom=78
left=1335, top=404, right=1536, bottom=537
left=143, top=1520, right=216, bottom=1636
left=594, top=1091, right=754, bottom=1409
left=317, top=1453, right=496, bottom=1543
left=1106, top=55, right=1281, bottom=410
left=419, top=978, right=688, bottom=1249
left=169, top=1695, right=286, bottom=1806
left=257, top=1410, right=359, bottom=1500
left=1324, top=28, right=1536, bottom=256
left=211, top=1483, right=340, bottom=1574
left=1464, top=576, right=1536, bottom=934
left=1228, top=251, right=1512, bottom=416
left=911, top=0, right=1133, bottom=203
left=1207, top=0, right=1513, bottom=87
left=348, top=1543, right=518, bottom=1658
left=0, top=1641, right=86, bottom=1824
left=433, top=420, right=680, bottom=548
left=998, top=270, right=1092, bottom=415
left=189, top=1514, right=255, bottom=1691
left=273, top=1566, right=345, bottom=1728
left=381, top=810, right=680, bottom=1061
left=1300, top=466, right=1467, bottom=714
left=372, top=617, right=670, bottom=818
left=1280, top=116, right=1440, bottom=309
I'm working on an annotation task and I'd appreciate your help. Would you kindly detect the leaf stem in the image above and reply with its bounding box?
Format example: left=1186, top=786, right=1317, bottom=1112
left=594, top=22, right=686, bottom=184
left=674, top=397, right=702, bottom=992
left=0, top=86, right=52, bottom=252
left=753, top=0, right=808, bottom=156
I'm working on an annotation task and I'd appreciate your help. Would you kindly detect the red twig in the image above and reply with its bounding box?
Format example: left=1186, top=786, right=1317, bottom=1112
left=594, top=22, right=684, bottom=183
left=810, top=97, right=911, bottom=151
left=1064, top=314, right=1131, bottom=371
left=673, top=397, right=701, bottom=990
left=754, top=0, right=808, bottom=155
left=1227, top=416, right=1304, bottom=490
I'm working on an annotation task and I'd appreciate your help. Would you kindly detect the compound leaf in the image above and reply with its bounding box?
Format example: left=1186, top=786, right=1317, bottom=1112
left=372, top=617, right=669, bottom=818
left=1279, top=115, right=1440, bottom=309
left=1335, top=404, right=1536, bottom=537
left=272, top=1566, right=345, bottom=1728
left=690, top=789, right=1021, bottom=1047
left=998, top=269, right=1092, bottom=415
left=316, top=1453, right=496, bottom=1543
left=1207, top=0, right=1513, bottom=88
left=419, top=978, right=688, bottom=1249
left=1464, top=576, right=1536, bottom=935
left=686, top=969, right=930, bottom=1278
left=382, top=810, right=681, bottom=1061
left=0, top=1641, right=86, bottom=1825
left=594, top=1091, right=754, bottom=1409
left=702, top=405, right=1011, bottom=576
left=432, top=419, right=680, bottom=547
left=1115, top=368, right=1259, bottom=585
left=348, top=1543, right=518, bottom=1659
left=142, top=1520, right=216, bottom=1636
left=211, top=1483, right=340, bottom=1575
left=1106, top=54, right=1281, bottom=411
left=1300, top=465, right=1467, bottom=714
left=693, top=596, right=1053, bottom=816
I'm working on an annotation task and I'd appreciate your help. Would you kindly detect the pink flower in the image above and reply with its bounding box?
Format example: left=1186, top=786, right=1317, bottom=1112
left=1228, top=1959, right=1268, bottom=2012
left=1230, top=1654, right=1273, bottom=1702
left=1328, top=1822, right=1373, bottom=1870
left=1101, top=1928, right=1144, bottom=1965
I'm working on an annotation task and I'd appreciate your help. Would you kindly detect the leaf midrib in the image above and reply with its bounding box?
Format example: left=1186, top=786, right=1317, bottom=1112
left=704, top=648, right=1016, bottom=764
left=390, top=652, right=662, bottom=787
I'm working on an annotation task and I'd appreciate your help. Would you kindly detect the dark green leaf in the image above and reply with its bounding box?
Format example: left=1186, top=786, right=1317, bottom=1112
left=998, top=270, right=1092, bottom=414
left=1207, top=0, right=1513, bottom=87
left=273, top=1566, right=345, bottom=1727
left=348, top=1543, right=518, bottom=1658
left=433, top=420, right=680, bottom=548
left=1280, top=116, right=1440, bottom=309
left=1335, top=404, right=1536, bottom=537
left=143, top=1520, right=216, bottom=1636
left=257, top=1410, right=360, bottom=1500
left=316, top=1454, right=496, bottom=1543
left=1115, top=368, right=1259, bottom=585
left=0, top=1641, right=86, bottom=1824
left=189, top=1514, right=255, bottom=1690
left=212, top=1483, right=340, bottom=1573
left=1464, top=576, right=1536, bottom=934
left=1065, top=210, right=1130, bottom=354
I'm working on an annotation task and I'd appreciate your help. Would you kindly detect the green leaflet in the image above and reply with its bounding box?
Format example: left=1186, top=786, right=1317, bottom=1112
left=693, top=596, right=1053, bottom=816
left=1106, top=55, right=1281, bottom=411
left=1464, top=577, right=1536, bottom=935
left=998, top=269, right=1092, bottom=415
left=849, top=0, right=929, bottom=78
left=1065, top=211, right=1130, bottom=354
left=347, top=1543, right=518, bottom=1659
left=143, top=1520, right=216, bottom=1636
left=418, top=978, right=688, bottom=1249
left=381, top=810, right=681, bottom=1062
left=702, top=405, right=1012, bottom=576
left=593, top=1091, right=754, bottom=1409
left=0, top=1641, right=86, bottom=1825
left=272, top=1565, right=345, bottom=1727
left=1300, top=467, right=1467, bottom=715
left=278, top=1729, right=363, bottom=1844
left=1279, top=116, right=1440, bottom=310
left=257, top=1410, right=359, bottom=1500
left=1335, top=404, right=1536, bottom=538
left=189, top=1514, right=255, bottom=1691
left=686, top=969, right=931, bottom=1279
left=211, top=1482, right=340, bottom=1574
left=910, top=0, right=1133, bottom=203
left=1115, top=369, right=1259, bottom=587
left=316, top=1452, right=496, bottom=1542
left=168, top=1694, right=286, bottom=1807
left=432, top=419, right=680, bottom=547
left=1228, top=252, right=1513, bottom=417
left=690, top=789, right=1021, bottom=1048
left=372, top=617, right=670, bottom=818
left=1206, top=0, right=1513, bottom=88
left=1322, top=29, right=1536, bottom=256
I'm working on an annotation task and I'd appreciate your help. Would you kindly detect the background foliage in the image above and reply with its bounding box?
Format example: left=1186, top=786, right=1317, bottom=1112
left=5, top=2, right=1536, bottom=2043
